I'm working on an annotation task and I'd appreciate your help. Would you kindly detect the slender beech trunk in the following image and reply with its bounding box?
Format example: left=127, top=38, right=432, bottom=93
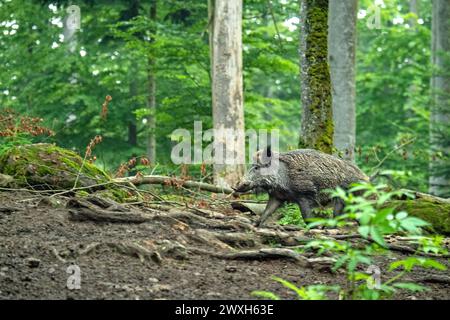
left=299, top=0, right=333, bottom=154
left=147, top=0, right=157, bottom=164
left=64, top=5, right=78, bottom=53
left=404, top=0, right=419, bottom=121
left=429, top=0, right=450, bottom=197
left=128, top=61, right=138, bottom=146
left=409, top=0, right=418, bottom=27
left=209, top=0, right=245, bottom=188
left=328, top=0, right=357, bottom=161
left=127, top=0, right=141, bottom=147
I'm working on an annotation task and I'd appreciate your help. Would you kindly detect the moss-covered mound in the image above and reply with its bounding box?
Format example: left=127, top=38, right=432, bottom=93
left=0, top=143, right=110, bottom=189
left=389, top=199, right=450, bottom=235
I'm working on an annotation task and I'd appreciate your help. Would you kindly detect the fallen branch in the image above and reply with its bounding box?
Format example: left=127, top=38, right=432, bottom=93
left=114, top=175, right=234, bottom=194
left=398, top=189, right=450, bottom=204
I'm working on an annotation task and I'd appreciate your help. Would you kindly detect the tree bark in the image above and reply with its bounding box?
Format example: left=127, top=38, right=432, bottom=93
left=404, top=0, right=419, bottom=122
left=147, top=0, right=157, bottom=164
left=429, top=0, right=450, bottom=197
left=63, top=5, right=78, bottom=53
left=299, top=0, right=333, bottom=154
left=409, top=0, right=418, bottom=28
left=127, top=0, right=141, bottom=148
left=209, top=0, right=246, bottom=188
left=128, top=59, right=138, bottom=146
left=328, top=0, right=357, bottom=161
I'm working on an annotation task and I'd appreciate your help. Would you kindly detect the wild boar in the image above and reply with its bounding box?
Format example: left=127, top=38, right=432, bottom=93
left=233, top=146, right=369, bottom=226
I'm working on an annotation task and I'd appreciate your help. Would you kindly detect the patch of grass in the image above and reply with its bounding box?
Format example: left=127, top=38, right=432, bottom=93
left=278, top=204, right=305, bottom=227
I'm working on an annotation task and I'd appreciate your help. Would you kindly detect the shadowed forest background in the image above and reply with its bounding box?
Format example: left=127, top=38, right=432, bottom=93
left=0, top=0, right=449, bottom=195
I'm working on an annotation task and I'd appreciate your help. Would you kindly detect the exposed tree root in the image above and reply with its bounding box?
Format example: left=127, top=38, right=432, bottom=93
left=416, top=275, right=450, bottom=285
left=67, top=198, right=153, bottom=223
left=0, top=206, right=20, bottom=214
left=59, top=194, right=450, bottom=274
left=189, top=247, right=335, bottom=269
left=165, top=209, right=254, bottom=231
left=79, top=242, right=162, bottom=264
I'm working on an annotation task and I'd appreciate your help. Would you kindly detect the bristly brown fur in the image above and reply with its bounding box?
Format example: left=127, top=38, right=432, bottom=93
left=234, top=148, right=369, bottom=224
left=280, top=149, right=369, bottom=199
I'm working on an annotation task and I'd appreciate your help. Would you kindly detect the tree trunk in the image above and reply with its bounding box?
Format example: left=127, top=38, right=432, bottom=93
left=299, top=0, right=333, bottom=154
left=127, top=0, right=140, bottom=148
left=328, top=0, right=357, bottom=161
left=429, top=0, right=450, bottom=197
left=404, top=0, right=419, bottom=122
left=147, top=0, right=157, bottom=164
left=128, top=121, right=137, bottom=146
left=63, top=5, right=78, bottom=53
left=409, top=0, right=418, bottom=28
left=209, top=0, right=246, bottom=188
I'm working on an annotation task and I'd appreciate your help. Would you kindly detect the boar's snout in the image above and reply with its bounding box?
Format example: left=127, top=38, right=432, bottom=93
left=232, top=180, right=253, bottom=193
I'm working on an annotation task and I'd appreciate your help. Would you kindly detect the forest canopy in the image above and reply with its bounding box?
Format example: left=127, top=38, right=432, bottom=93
left=0, top=0, right=448, bottom=195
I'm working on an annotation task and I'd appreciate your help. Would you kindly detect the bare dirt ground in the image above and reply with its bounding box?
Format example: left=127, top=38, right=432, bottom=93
left=0, top=190, right=449, bottom=300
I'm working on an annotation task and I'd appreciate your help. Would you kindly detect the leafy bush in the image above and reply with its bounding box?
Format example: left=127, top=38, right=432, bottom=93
left=253, top=183, right=448, bottom=300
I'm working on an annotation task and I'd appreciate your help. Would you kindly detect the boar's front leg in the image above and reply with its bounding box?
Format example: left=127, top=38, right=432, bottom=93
left=256, top=196, right=282, bottom=227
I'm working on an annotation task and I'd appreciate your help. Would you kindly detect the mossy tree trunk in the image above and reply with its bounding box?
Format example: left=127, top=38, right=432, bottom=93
left=299, top=0, right=333, bottom=154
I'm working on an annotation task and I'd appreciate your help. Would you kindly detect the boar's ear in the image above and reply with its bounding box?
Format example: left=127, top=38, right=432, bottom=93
left=260, top=145, right=272, bottom=165
left=267, top=145, right=272, bottom=157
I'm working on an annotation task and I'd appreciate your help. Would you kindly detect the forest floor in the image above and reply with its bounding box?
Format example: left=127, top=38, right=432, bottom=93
left=1, top=190, right=449, bottom=300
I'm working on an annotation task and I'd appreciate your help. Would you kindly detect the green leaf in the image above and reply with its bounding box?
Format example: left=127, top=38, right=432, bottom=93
left=395, top=211, right=408, bottom=220
left=272, top=276, right=305, bottom=298
left=358, top=225, right=370, bottom=238
left=392, top=282, right=427, bottom=292
left=370, top=227, right=386, bottom=247
left=251, top=291, right=281, bottom=300
left=421, top=259, right=447, bottom=271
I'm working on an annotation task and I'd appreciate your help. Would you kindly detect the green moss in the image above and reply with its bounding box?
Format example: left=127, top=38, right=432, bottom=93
left=300, top=0, right=333, bottom=154
left=76, top=190, right=90, bottom=198
left=0, top=143, right=146, bottom=203
left=388, top=199, right=450, bottom=235
left=94, top=188, right=141, bottom=203
left=0, top=143, right=110, bottom=189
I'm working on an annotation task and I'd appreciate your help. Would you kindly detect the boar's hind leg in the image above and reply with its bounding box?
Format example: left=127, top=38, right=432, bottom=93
left=332, top=197, right=345, bottom=217
left=256, top=196, right=282, bottom=227
left=297, top=197, right=314, bottom=221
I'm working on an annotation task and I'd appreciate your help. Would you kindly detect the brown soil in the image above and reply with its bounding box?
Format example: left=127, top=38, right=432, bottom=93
left=0, top=190, right=449, bottom=300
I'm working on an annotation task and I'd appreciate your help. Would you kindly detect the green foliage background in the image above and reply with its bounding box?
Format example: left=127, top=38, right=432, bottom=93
left=0, top=0, right=445, bottom=192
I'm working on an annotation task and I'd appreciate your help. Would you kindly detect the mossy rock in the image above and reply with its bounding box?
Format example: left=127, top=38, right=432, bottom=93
left=388, top=199, right=450, bottom=235
left=0, top=143, right=110, bottom=189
